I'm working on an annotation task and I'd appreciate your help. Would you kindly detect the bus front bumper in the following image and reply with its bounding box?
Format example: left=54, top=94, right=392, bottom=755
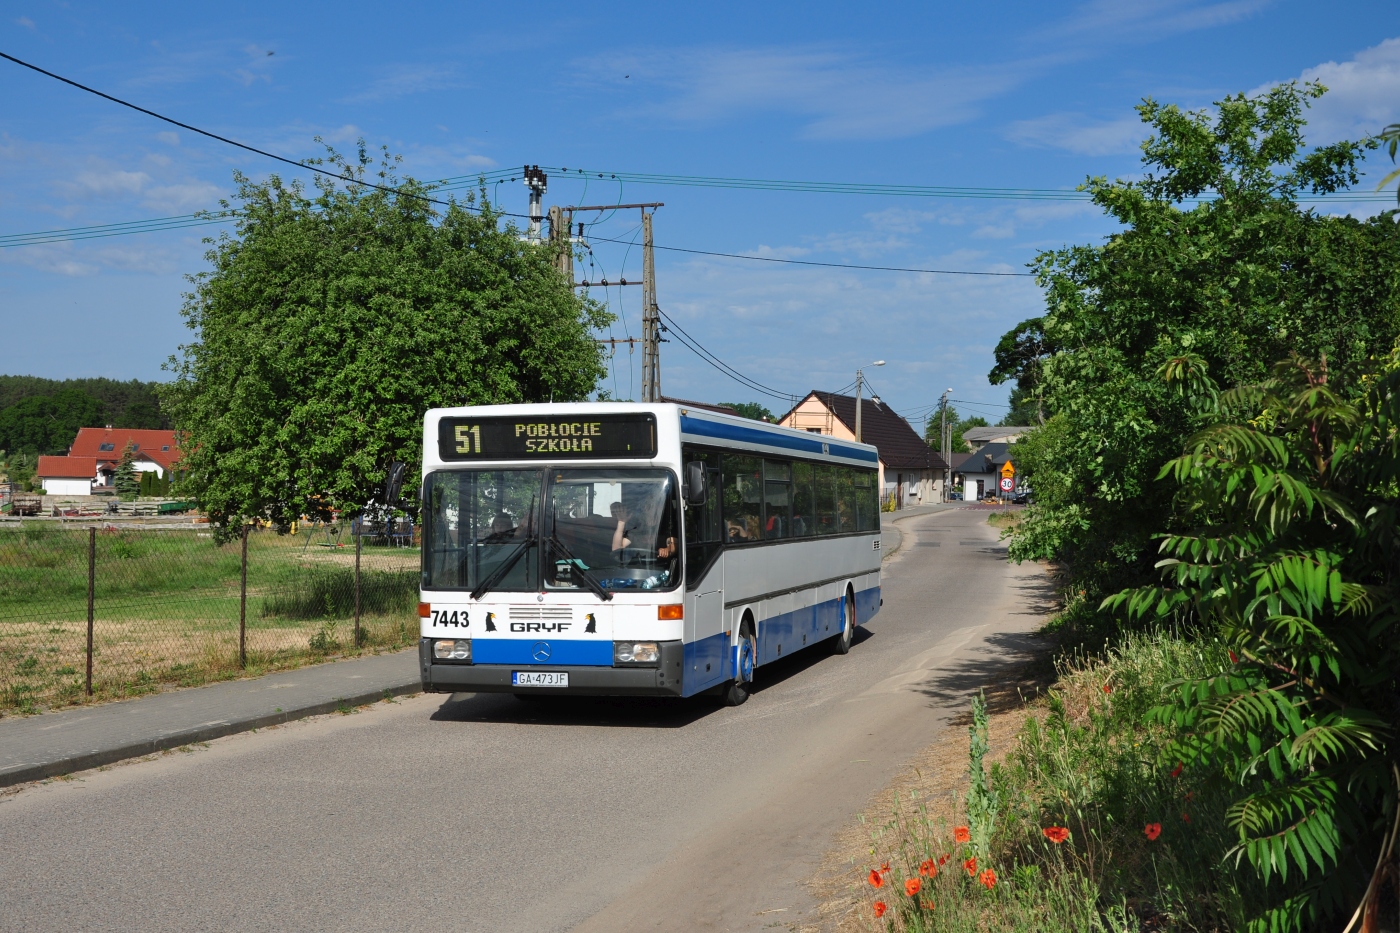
left=419, top=638, right=685, bottom=697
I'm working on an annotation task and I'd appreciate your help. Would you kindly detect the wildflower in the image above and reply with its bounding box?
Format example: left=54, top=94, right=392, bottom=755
left=1102, top=683, right=1112, bottom=694
left=953, top=826, right=971, bottom=843
left=1144, top=822, right=1162, bottom=841
left=920, top=899, right=936, bottom=910
left=964, top=856, right=978, bottom=876
left=868, top=869, right=884, bottom=888
left=918, top=858, right=937, bottom=877
left=979, top=868, right=997, bottom=890
left=880, top=861, right=890, bottom=873
left=873, top=901, right=887, bottom=918
left=938, top=854, right=950, bottom=866
left=905, top=878, right=922, bottom=897
left=1170, top=762, right=1183, bottom=779
left=1043, top=826, right=1070, bottom=844
left=1228, top=649, right=1239, bottom=663
left=1182, top=812, right=1191, bottom=823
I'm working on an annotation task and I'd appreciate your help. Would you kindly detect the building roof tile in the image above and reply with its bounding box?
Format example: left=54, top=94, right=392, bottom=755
left=782, top=391, right=948, bottom=471
left=37, top=456, right=98, bottom=479
left=69, top=428, right=181, bottom=471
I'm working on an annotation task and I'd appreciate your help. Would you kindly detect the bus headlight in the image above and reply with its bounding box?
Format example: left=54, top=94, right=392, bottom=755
left=434, top=639, right=471, bottom=661
left=614, top=641, right=660, bottom=665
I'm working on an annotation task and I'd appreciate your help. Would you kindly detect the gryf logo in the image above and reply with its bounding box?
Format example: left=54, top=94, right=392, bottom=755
left=510, top=622, right=572, bottom=633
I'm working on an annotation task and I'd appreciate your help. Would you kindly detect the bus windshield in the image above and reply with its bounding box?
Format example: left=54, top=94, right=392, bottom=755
left=547, top=469, right=678, bottom=592
left=421, top=468, right=679, bottom=594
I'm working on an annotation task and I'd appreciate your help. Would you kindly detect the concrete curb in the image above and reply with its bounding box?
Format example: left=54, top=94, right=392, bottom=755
left=0, top=680, right=421, bottom=788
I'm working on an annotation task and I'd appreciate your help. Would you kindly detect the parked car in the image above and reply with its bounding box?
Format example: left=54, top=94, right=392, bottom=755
left=1011, top=489, right=1032, bottom=505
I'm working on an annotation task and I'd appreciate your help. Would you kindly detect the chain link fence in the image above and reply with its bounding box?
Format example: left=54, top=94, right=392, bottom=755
left=0, top=520, right=419, bottom=714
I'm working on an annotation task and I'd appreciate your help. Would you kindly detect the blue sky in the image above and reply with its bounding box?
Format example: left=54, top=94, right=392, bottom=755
left=2, top=1, right=1398, bottom=429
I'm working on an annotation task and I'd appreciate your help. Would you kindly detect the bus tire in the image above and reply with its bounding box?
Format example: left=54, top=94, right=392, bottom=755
left=721, top=618, right=757, bottom=707
left=831, top=587, right=856, bottom=655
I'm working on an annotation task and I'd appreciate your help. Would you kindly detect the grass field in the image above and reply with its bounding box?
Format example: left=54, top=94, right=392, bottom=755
left=0, top=523, right=419, bottom=714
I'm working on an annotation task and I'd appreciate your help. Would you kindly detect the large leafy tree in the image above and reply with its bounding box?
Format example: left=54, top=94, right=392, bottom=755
left=1110, top=354, right=1400, bottom=932
left=164, top=144, right=611, bottom=537
left=0, top=388, right=103, bottom=455
left=996, top=83, right=1399, bottom=631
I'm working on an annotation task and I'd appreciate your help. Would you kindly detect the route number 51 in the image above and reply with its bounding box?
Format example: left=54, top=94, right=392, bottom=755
left=455, top=424, right=482, bottom=455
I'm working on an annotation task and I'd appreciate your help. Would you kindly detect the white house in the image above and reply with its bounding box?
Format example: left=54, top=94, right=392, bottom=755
left=35, top=456, right=98, bottom=496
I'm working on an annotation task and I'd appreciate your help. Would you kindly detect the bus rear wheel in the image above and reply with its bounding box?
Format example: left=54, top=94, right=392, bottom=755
left=831, top=588, right=855, bottom=655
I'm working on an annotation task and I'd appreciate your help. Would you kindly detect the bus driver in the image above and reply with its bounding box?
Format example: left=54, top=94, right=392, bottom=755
left=610, top=501, right=675, bottom=559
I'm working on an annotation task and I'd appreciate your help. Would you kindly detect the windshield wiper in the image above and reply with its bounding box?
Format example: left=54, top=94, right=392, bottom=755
left=471, top=533, right=536, bottom=601
left=548, top=534, right=613, bottom=602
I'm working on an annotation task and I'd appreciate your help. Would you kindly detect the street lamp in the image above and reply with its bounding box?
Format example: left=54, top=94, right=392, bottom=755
left=939, top=388, right=952, bottom=501
left=853, top=360, right=885, bottom=444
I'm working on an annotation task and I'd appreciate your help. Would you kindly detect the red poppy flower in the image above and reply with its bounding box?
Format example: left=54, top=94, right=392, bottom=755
left=1182, top=812, right=1191, bottom=823
left=880, top=861, right=890, bottom=874
left=979, top=868, right=997, bottom=890
left=905, top=878, right=922, bottom=897
left=1102, top=684, right=1112, bottom=694
left=919, top=899, right=936, bottom=910
left=964, top=856, right=978, bottom=876
left=1144, top=822, right=1162, bottom=841
left=868, top=869, right=884, bottom=888
left=918, top=858, right=937, bottom=877
left=953, top=826, right=971, bottom=843
left=1042, top=826, right=1070, bottom=844
left=1170, top=762, right=1183, bottom=779
left=873, top=901, right=887, bottom=918
left=1228, top=649, right=1239, bottom=663
left=938, top=854, right=950, bottom=866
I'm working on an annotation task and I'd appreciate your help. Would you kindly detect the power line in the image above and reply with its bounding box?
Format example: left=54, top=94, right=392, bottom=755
left=0, top=50, right=531, bottom=221
left=537, top=165, right=1398, bottom=204
left=656, top=309, right=798, bottom=404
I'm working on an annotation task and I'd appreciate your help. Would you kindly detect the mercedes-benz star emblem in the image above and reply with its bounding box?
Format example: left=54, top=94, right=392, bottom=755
left=532, top=641, right=552, bottom=662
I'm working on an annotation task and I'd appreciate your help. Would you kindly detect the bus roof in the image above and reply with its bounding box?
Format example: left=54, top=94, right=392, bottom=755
left=423, top=402, right=879, bottom=468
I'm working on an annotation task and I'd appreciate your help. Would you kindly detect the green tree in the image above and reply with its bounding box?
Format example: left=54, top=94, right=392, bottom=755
left=114, top=442, right=139, bottom=501
left=719, top=401, right=774, bottom=421
left=1108, top=354, right=1400, bottom=931
left=0, top=376, right=168, bottom=429
left=163, top=142, right=611, bottom=537
left=996, top=82, right=1397, bottom=634
left=0, top=388, right=103, bottom=455
left=923, top=406, right=988, bottom=453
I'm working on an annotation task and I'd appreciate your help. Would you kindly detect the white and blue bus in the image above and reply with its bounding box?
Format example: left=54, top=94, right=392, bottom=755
left=417, top=403, right=882, bottom=705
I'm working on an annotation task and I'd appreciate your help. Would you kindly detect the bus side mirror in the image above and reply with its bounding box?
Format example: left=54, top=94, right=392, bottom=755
left=684, top=462, right=707, bottom=506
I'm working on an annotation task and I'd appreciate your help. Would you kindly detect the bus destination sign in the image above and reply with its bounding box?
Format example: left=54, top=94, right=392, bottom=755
left=438, top=413, right=657, bottom=461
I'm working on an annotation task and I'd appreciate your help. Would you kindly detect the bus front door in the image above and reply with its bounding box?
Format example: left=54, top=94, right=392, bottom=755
left=687, top=589, right=726, bottom=693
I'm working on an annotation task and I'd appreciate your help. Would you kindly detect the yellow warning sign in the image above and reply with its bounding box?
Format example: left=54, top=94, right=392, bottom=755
left=1000, top=461, right=1016, bottom=478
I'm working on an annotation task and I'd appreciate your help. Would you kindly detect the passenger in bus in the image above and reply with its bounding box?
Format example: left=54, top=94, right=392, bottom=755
left=611, top=502, right=676, bottom=559
left=726, top=519, right=754, bottom=543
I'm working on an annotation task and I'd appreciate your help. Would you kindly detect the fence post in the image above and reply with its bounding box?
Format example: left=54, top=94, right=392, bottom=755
left=86, top=526, right=95, bottom=696
left=239, top=523, right=248, bottom=669
left=354, top=524, right=362, bottom=648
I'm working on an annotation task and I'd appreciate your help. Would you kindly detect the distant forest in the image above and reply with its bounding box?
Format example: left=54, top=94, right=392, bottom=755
left=0, top=376, right=169, bottom=457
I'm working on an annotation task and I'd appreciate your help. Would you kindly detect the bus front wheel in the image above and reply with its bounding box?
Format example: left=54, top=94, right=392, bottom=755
left=721, top=622, right=756, bottom=707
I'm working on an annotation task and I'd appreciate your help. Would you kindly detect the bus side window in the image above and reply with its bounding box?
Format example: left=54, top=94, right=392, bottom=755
left=854, top=468, right=879, bottom=532
left=763, top=459, right=792, bottom=540
left=723, top=454, right=763, bottom=543
left=814, top=464, right=837, bottom=535
left=836, top=467, right=857, bottom=533
left=792, top=461, right=815, bottom=538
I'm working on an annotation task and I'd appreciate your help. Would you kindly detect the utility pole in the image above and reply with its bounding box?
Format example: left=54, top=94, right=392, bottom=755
left=523, top=165, right=547, bottom=244
left=548, top=205, right=572, bottom=279
left=939, top=388, right=952, bottom=501
left=853, top=360, right=885, bottom=444
left=641, top=209, right=660, bottom=402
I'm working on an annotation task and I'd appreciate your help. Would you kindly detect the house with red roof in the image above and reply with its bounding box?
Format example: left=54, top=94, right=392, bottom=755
left=35, top=456, right=99, bottom=496
left=37, top=427, right=181, bottom=494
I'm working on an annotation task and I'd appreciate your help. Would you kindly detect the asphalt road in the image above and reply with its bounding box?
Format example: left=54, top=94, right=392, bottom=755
left=0, top=507, right=1052, bottom=933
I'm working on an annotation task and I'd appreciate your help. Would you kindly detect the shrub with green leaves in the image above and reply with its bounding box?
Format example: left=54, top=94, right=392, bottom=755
left=1108, top=354, right=1400, bottom=931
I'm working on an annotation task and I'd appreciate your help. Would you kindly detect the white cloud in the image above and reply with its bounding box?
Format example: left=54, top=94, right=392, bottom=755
left=16, top=16, right=35, bottom=28
left=157, top=131, right=180, bottom=146
left=1006, top=113, right=1145, bottom=155
left=1273, top=37, right=1400, bottom=144
left=63, top=169, right=152, bottom=199
left=582, top=46, right=1030, bottom=140
left=142, top=181, right=225, bottom=213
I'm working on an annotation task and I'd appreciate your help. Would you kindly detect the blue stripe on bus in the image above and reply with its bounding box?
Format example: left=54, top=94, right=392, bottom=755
left=471, top=639, right=613, bottom=667
left=678, top=414, right=879, bottom=464
left=679, top=585, right=882, bottom=696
